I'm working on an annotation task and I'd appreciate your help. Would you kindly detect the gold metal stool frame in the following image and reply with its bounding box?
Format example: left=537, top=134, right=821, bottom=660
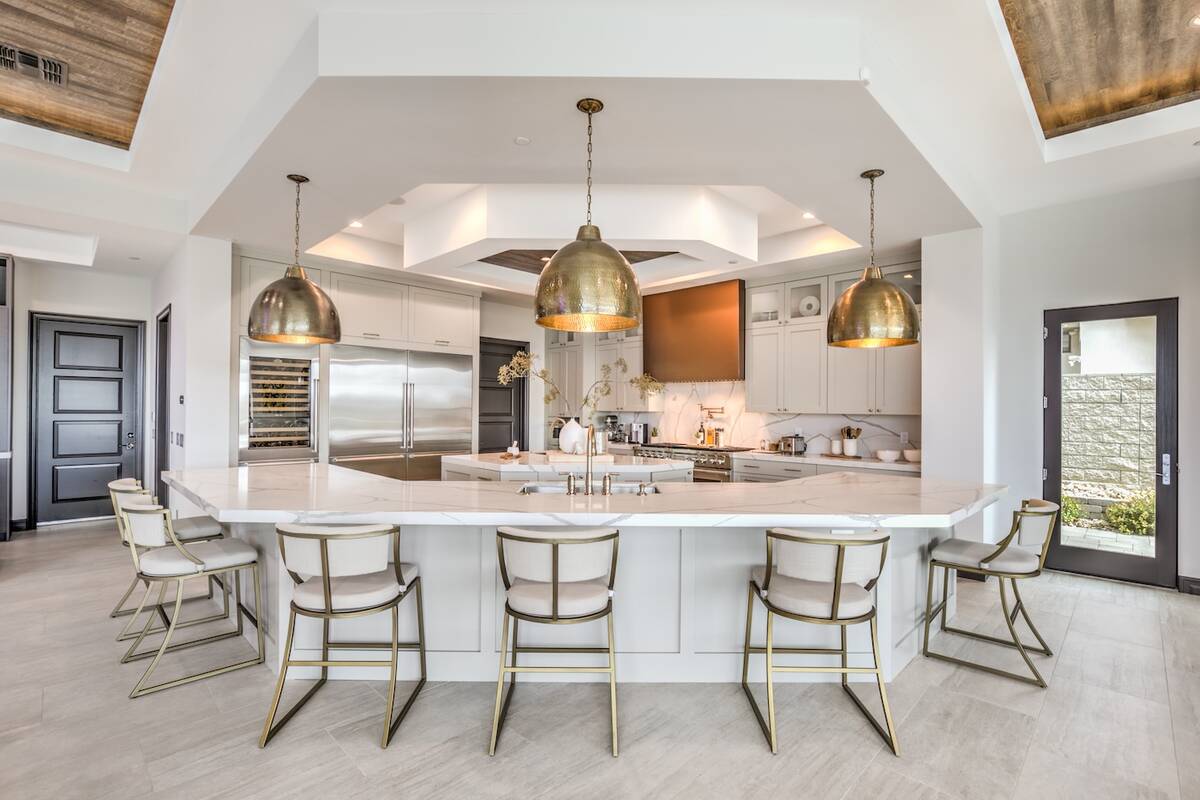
left=108, top=484, right=227, bottom=640
left=118, top=505, right=265, bottom=698
left=922, top=501, right=1060, bottom=687
left=490, top=527, right=620, bottom=757
left=260, top=526, right=426, bottom=749
left=741, top=529, right=899, bottom=756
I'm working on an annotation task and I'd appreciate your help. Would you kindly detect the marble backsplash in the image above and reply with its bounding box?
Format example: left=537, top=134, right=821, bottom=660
left=597, top=381, right=920, bottom=457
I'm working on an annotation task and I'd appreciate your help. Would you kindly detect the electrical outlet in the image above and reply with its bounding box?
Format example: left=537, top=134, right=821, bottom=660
left=900, top=431, right=909, bottom=445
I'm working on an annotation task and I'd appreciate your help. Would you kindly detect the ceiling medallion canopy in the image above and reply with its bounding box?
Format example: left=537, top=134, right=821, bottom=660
left=247, top=174, right=342, bottom=344
left=826, top=169, right=920, bottom=349
left=534, top=98, right=642, bottom=332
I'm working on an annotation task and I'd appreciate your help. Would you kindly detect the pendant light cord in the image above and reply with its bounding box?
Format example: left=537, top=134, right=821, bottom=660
left=868, top=173, right=876, bottom=268
left=585, top=110, right=594, bottom=226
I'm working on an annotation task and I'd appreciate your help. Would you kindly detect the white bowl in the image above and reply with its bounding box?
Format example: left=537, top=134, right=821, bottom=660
left=903, top=448, right=922, bottom=463
left=875, top=449, right=900, bottom=463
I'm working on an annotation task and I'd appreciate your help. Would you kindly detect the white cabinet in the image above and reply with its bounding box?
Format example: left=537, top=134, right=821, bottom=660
left=746, top=284, right=785, bottom=328
left=595, top=339, right=655, bottom=412
left=239, top=257, right=324, bottom=332
left=330, top=273, right=409, bottom=342
left=746, top=321, right=825, bottom=413
left=547, top=345, right=584, bottom=418
left=826, top=342, right=922, bottom=415
left=732, top=458, right=818, bottom=482
left=746, top=328, right=784, bottom=412
left=408, top=287, right=477, bottom=348
left=827, top=346, right=875, bottom=414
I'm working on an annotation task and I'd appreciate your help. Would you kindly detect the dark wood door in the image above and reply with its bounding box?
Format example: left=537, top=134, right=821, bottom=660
left=1043, top=298, right=1178, bottom=587
left=32, top=316, right=142, bottom=524
left=155, top=308, right=170, bottom=503
left=478, top=337, right=528, bottom=453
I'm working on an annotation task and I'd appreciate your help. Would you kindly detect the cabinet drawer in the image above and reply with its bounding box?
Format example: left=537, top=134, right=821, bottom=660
left=733, top=459, right=817, bottom=479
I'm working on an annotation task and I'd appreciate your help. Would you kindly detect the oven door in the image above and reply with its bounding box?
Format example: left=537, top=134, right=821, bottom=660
left=693, top=466, right=731, bottom=482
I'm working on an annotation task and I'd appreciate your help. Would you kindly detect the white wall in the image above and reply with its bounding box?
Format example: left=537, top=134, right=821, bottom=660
left=993, top=178, right=1200, bottom=577
left=921, top=228, right=986, bottom=538
left=480, top=298, right=545, bottom=452
left=11, top=260, right=153, bottom=522
left=151, top=236, right=234, bottom=516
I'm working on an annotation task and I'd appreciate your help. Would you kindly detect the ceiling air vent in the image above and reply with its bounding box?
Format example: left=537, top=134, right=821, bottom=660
left=0, top=43, right=68, bottom=86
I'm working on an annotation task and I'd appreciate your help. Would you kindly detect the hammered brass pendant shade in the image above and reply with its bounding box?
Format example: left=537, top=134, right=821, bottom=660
left=534, top=99, right=641, bottom=333
left=248, top=174, right=341, bottom=345
left=827, top=169, right=919, bottom=348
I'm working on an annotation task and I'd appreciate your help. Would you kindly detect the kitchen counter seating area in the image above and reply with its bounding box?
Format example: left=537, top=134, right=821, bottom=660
left=163, top=463, right=1004, bottom=688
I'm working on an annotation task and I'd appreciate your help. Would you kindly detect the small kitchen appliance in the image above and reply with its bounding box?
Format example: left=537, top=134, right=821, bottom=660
left=780, top=434, right=806, bottom=456
left=628, top=422, right=649, bottom=444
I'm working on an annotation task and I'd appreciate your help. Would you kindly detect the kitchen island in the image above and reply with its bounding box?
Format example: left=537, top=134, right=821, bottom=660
left=164, top=464, right=1005, bottom=684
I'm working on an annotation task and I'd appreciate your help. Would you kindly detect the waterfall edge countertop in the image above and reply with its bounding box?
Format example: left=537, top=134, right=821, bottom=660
left=163, top=463, right=1005, bottom=529
left=441, top=451, right=694, bottom=475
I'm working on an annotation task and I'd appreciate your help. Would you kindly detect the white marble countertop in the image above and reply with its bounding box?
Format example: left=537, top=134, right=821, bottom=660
left=164, top=463, right=1004, bottom=529
left=732, top=450, right=922, bottom=473
left=443, top=452, right=692, bottom=474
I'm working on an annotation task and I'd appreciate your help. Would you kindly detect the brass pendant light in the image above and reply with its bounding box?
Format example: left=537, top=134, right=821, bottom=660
left=534, top=98, right=641, bottom=332
left=826, top=169, right=920, bottom=348
left=247, top=174, right=342, bottom=344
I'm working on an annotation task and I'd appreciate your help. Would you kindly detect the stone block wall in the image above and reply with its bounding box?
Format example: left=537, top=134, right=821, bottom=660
left=1061, top=373, right=1156, bottom=488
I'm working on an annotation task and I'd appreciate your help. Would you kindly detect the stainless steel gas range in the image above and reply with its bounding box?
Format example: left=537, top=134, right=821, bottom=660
left=634, top=443, right=753, bottom=482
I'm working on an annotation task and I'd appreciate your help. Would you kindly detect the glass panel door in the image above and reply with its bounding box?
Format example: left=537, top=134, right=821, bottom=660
left=1043, top=299, right=1178, bottom=587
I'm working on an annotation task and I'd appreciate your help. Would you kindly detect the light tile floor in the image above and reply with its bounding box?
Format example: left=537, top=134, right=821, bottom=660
left=2, top=520, right=1198, bottom=800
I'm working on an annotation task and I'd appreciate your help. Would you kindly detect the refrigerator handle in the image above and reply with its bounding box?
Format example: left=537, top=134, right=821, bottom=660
left=406, top=382, right=414, bottom=450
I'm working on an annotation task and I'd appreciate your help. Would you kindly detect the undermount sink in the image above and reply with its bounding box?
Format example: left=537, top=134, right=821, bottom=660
left=519, top=482, right=657, bottom=495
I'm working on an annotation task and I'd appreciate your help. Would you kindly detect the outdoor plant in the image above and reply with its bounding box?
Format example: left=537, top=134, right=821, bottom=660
left=1103, top=489, right=1155, bottom=535
left=1060, top=495, right=1082, bottom=526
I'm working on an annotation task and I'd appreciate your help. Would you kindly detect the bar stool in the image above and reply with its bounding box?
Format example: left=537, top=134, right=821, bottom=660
left=922, top=499, right=1060, bottom=686
left=109, top=483, right=230, bottom=642
left=741, top=528, right=899, bottom=755
left=117, top=502, right=264, bottom=698
left=489, top=525, right=619, bottom=757
left=260, top=524, right=426, bottom=749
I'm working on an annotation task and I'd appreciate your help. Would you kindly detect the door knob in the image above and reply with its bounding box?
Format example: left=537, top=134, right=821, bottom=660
left=124, top=442, right=136, bottom=450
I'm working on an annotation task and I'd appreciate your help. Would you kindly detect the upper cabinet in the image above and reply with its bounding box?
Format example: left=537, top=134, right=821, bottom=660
left=238, top=257, right=325, bottom=332
left=746, top=284, right=785, bottom=328
left=236, top=256, right=479, bottom=354
left=409, top=287, right=477, bottom=348
left=594, top=338, right=657, bottom=413
left=746, top=320, right=826, bottom=414
left=547, top=329, right=578, bottom=348
left=747, top=277, right=828, bottom=329
left=331, top=273, right=409, bottom=342
left=827, top=342, right=921, bottom=415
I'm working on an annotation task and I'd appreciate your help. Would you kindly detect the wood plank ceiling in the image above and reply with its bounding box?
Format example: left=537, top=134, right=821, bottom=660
left=1000, top=0, right=1200, bottom=138
left=481, top=249, right=677, bottom=275
left=0, top=0, right=174, bottom=149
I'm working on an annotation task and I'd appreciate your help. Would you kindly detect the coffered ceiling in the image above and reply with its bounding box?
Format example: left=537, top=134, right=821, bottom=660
left=1000, top=0, right=1200, bottom=138
left=0, top=0, right=174, bottom=148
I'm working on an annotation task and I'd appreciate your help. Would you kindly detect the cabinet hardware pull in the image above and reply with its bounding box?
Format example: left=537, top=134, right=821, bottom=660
left=362, top=332, right=380, bottom=338
left=435, top=339, right=451, bottom=345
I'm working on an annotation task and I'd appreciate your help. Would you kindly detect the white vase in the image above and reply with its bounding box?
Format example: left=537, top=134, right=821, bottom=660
left=558, top=418, right=586, bottom=454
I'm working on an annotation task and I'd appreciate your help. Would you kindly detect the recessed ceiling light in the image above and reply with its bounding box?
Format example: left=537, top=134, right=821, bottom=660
left=348, top=220, right=363, bottom=228
left=801, top=211, right=816, bottom=220
left=903, top=273, right=913, bottom=279
left=540, top=256, right=551, bottom=262
left=1190, top=14, right=1200, bottom=27
left=514, top=136, right=532, bottom=146
left=387, top=196, right=407, bottom=206
left=728, top=259, right=738, bottom=265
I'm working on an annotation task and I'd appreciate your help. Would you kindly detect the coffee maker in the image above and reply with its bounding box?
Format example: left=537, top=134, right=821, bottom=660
left=603, top=414, right=623, bottom=442
left=628, top=422, right=649, bottom=445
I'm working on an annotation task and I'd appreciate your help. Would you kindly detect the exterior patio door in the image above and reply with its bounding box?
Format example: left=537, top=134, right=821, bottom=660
left=1042, top=299, right=1178, bottom=587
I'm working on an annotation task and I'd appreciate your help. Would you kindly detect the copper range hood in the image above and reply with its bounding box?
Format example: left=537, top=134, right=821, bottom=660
left=643, top=279, right=745, bottom=383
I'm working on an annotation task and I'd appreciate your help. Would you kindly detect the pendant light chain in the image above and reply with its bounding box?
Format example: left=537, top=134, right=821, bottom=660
left=293, top=179, right=303, bottom=266
left=868, top=172, right=878, bottom=268
left=585, top=109, right=594, bottom=226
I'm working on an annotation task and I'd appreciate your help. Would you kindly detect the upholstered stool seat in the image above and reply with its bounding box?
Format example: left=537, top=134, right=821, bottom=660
left=751, top=566, right=874, bottom=619
left=172, top=516, right=225, bottom=541
left=292, top=564, right=419, bottom=612
left=138, top=539, right=258, bottom=577
left=508, top=576, right=610, bottom=617
left=929, top=539, right=1039, bottom=575
left=260, top=524, right=426, bottom=749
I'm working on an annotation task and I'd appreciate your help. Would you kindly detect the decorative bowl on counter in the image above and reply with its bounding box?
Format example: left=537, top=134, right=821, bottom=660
left=903, top=448, right=922, bottom=463
left=876, top=449, right=900, bottom=463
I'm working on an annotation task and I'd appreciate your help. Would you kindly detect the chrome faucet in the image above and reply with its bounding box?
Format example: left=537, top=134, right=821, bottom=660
left=584, top=424, right=596, bottom=495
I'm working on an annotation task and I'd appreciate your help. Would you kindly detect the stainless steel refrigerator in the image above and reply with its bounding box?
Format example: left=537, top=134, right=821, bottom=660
left=328, top=344, right=472, bottom=480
